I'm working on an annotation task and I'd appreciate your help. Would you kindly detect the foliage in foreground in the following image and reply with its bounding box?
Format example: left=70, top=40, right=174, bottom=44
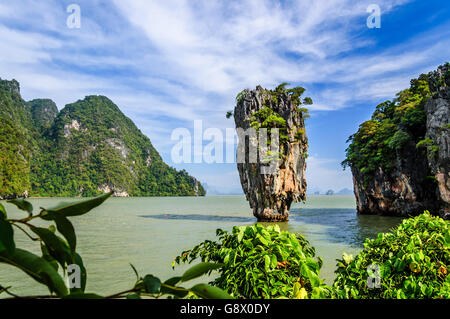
left=1, top=192, right=448, bottom=300
left=333, top=212, right=449, bottom=299
left=173, top=224, right=331, bottom=299
left=0, top=193, right=231, bottom=299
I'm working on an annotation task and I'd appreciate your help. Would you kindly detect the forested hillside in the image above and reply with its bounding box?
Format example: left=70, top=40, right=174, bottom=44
left=0, top=78, right=205, bottom=198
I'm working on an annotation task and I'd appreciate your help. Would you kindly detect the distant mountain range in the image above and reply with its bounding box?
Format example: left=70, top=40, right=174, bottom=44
left=0, top=78, right=205, bottom=198
left=306, top=188, right=353, bottom=195
left=202, top=183, right=243, bottom=195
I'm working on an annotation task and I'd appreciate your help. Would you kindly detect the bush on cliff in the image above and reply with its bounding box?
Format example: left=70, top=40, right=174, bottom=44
left=342, top=73, right=432, bottom=183
left=333, top=212, right=449, bottom=299
left=173, top=224, right=331, bottom=299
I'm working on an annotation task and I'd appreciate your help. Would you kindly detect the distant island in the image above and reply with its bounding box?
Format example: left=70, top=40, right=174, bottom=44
left=307, top=188, right=353, bottom=195
left=0, top=78, right=205, bottom=198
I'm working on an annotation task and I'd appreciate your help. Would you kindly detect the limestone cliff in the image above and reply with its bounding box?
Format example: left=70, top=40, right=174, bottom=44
left=425, top=64, right=450, bottom=218
left=345, top=63, right=449, bottom=218
left=233, top=85, right=310, bottom=221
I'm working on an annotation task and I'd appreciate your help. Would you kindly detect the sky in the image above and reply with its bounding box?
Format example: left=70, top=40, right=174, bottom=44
left=0, top=0, right=449, bottom=194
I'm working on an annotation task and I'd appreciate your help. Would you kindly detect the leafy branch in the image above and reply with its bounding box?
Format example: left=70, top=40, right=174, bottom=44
left=0, top=193, right=232, bottom=299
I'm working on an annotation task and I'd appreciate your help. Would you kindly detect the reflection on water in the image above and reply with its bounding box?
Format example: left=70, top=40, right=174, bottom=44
left=143, top=208, right=403, bottom=248
left=289, top=208, right=404, bottom=247
left=142, top=214, right=254, bottom=223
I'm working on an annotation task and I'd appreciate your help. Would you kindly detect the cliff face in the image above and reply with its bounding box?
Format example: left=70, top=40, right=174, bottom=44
left=0, top=78, right=205, bottom=198
left=27, top=99, right=58, bottom=130
left=234, top=85, right=309, bottom=221
left=425, top=64, right=450, bottom=218
left=347, top=63, right=449, bottom=218
left=351, top=146, right=439, bottom=217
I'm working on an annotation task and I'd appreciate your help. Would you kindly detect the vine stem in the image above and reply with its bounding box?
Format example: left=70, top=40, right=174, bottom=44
left=103, top=288, right=138, bottom=299
left=11, top=223, right=39, bottom=241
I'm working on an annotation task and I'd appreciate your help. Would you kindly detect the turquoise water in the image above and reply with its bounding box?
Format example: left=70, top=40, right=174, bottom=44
left=0, top=195, right=403, bottom=297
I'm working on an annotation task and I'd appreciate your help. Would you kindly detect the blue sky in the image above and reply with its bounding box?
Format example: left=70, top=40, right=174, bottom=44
left=0, top=0, right=449, bottom=194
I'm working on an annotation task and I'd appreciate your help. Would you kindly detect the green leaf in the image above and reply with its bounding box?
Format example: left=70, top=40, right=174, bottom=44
left=237, top=230, right=244, bottom=243
left=40, top=243, right=58, bottom=271
left=41, top=192, right=112, bottom=220
left=160, top=277, right=188, bottom=298
left=126, top=294, right=141, bottom=299
left=300, top=262, right=310, bottom=278
left=300, top=262, right=321, bottom=287
left=224, top=252, right=230, bottom=264
left=53, top=215, right=76, bottom=253
left=295, top=287, right=308, bottom=299
left=7, top=198, right=33, bottom=216
left=0, top=248, right=67, bottom=296
left=181, top=262, right=223, bottom=282
left=257, top=235, right=268, bottom=246
left=0, top=203, right=6, bottom=219
left=164, top=276, right=182, bottom=287
left=270, top=254, right=277, bottom=269
left=293, top=282, right=301, bottom=296
left=30, top=227, right=70, bottom=268
left=308, top=270, right=321, bottom=288
left=306, top=257, right=319, bottom=272
left=0, top=218, right=15, bottom=256
left=143, top=275, right=161, bottom=294
left=190, top=284, right=234, bottom=299
left=70, top=253, right=87, bottom=294
left=264, top=255, right=271, bottom=272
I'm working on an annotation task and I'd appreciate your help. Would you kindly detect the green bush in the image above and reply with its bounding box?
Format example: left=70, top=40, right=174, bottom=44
left=342, top=73, right=431, bottom=179
left=333, top=212, right=449, bottom=299
left=249, top=106, right=289, bottom=145
left=173, top=224, right=331, bottom=299
left=387, top=129, right=410, bottom=151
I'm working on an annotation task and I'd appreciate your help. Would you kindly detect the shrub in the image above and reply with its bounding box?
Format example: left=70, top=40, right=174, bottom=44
left=343, top=72, right=431, bottom=179
left=387, top=129, right=410, bottom=151
left=333, top=212, right=449, bottom=299
left=249, top=106, right=289, bottom=145
left=173, top=224, right=331, bottom=299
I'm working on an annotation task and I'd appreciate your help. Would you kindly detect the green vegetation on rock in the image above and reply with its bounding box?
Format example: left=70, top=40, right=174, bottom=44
left=249, top=106, right=289, bottom=144
left=342, top=72, right=434, bottom=181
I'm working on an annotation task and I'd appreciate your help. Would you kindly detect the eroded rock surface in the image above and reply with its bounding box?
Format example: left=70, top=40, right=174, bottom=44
left=425, top=64, right=450, bottom=218
left=234, top=86, right=308, bottom=221
left=351, top=64, right=449, bottom=218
